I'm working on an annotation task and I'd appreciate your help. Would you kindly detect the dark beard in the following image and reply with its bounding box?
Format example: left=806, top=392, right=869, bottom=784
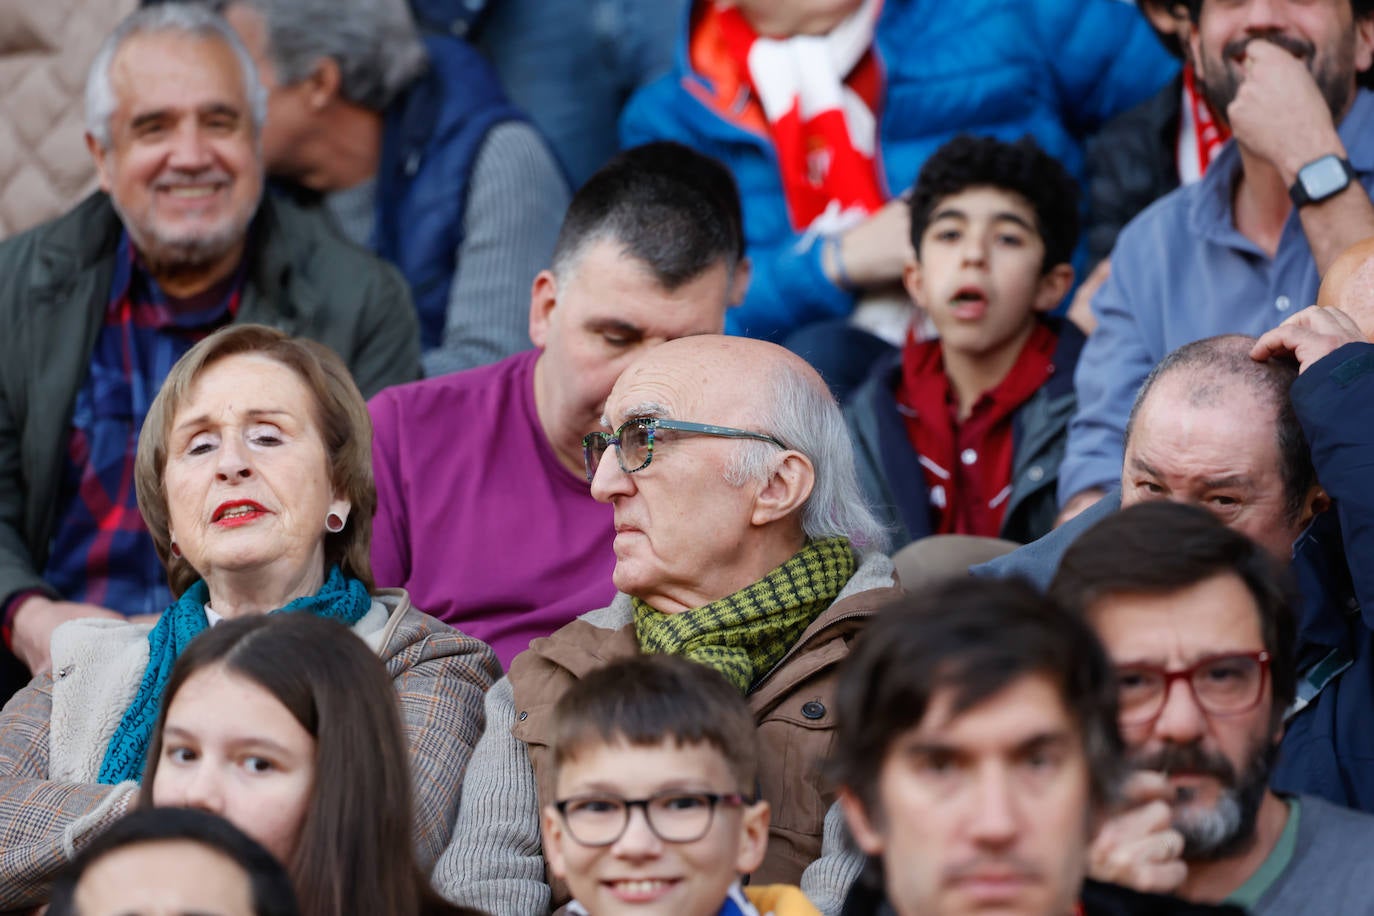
left=1198, top=32, right=1355, bottom=126
left=1129, top=739, right=1275, bottom=861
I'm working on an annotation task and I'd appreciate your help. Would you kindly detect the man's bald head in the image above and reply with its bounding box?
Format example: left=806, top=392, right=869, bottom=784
left=1124, top=334, right=1317, bottom=531
left=1318, top=238, right=1374, bottom=340
left=607, top=335, right=887, bottom=553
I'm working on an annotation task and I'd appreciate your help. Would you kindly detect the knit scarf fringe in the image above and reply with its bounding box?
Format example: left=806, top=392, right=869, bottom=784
left=633, top=537, right=857, bottom=693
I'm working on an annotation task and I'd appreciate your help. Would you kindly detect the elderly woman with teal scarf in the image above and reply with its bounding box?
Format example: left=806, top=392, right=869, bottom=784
left=0, top=324, right=500, bottom=911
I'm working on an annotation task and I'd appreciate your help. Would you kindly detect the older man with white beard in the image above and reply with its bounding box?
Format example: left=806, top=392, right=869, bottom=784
left=0, top=3, right=419, bottom=684
left=1051, top=501, right=1374, bottom=914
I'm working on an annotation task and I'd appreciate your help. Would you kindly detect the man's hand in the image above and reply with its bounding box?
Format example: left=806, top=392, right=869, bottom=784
left=1251, top=305, right=1366, bottom=372
left=1227, top=39, right=1345, bottom=181
left=1089, top=771, right=1187, bottom=894
left=827, top=199, right=912, bottom=289
left=1056, top=488, right=1106, bottom=527
left=10, top=594, right=125, bottom=675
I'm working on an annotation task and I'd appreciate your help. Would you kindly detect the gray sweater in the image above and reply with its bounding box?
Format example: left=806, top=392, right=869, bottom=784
left=1247, top=794, right=1374, bottom=914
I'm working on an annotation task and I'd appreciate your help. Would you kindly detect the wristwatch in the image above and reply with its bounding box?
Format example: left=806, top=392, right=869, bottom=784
left=1289, top=154, right=1357, bottom=207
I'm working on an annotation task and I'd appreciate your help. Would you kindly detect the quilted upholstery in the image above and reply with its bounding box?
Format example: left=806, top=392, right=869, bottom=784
left=0, top=0, right=136, bottom=240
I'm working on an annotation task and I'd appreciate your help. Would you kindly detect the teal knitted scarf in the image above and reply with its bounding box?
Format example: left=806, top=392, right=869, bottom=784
left=96, top=565, right=372, bottom=785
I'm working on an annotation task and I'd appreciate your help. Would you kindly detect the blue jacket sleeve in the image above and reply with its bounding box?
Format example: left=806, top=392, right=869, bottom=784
left=1292, top=343, right=1374, bottom=628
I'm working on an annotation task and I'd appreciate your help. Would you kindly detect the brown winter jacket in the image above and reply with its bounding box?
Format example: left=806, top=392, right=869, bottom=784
left=431, top=551, right=898, bottom=914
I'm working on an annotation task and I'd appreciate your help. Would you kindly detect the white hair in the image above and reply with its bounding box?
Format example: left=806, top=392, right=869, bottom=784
left=724, top=360, right=889, bottom=556
left=222, top=0, right=427, bottom=111
left=85, top=3, right=268, bottom=150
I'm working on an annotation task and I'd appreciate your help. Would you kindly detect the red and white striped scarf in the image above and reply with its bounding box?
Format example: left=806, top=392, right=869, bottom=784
left=716, top=0, right=886, bottom=233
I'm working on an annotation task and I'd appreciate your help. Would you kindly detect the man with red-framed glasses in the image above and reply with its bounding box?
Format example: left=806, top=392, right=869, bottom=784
left=1051, top=501, right=1374, bottom=915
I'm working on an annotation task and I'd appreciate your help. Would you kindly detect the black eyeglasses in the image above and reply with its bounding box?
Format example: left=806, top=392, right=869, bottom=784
left=553, top=790, right=750, bottom=846
left=582, top=417, right=787, bottom=482
left=1114, top=651, right=1271, bottom=726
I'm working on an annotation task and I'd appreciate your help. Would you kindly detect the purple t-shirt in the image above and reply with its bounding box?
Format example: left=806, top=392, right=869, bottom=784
left=369, top=349, right=616, bottom=667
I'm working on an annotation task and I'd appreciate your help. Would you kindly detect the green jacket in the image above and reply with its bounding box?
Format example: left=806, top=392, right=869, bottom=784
left=0, top=192, right=421, bottom=606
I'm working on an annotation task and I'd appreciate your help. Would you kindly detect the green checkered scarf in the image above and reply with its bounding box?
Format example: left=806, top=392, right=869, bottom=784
left=633, top=537, right=857, bottom=693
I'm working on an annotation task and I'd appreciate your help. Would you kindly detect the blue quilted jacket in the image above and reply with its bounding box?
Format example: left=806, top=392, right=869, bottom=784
left=373, top=32, right=524, bottom=353
left=620, top=0, right=1178, bottom=342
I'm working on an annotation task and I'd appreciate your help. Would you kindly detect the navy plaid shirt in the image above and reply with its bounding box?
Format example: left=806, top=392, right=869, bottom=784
left=41, top=232, right=242, bottom=616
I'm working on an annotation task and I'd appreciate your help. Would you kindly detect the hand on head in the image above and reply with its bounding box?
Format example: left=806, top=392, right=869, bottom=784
left=1250, top=304, right=1365, bottom=372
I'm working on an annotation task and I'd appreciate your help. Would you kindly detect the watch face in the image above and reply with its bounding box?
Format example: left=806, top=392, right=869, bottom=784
left=1301, top=155, right=1351, bottom=200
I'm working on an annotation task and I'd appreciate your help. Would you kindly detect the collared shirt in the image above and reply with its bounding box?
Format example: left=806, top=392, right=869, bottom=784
left=1061, top=89, right=1374, bottom=503
left=896, top=323, right=1058, bottom=538
left=40, top=232, right=242, bottom=616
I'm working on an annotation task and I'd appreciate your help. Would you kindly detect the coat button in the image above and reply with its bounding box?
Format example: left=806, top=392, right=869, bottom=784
left=801, top=701, right=826, bottom=720
left=517, top=711, right=528, bottom=721
left=1026, top=465, right=1045, bottom=483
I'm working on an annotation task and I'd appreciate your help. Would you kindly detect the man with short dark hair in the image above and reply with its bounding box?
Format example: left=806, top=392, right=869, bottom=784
left=1061, top=0, right=1374, bottom=520
left=833, top=576, right=1240, bottom=916
left=369, top=143, right=747, bottom=666
left=47, top=807, right=299, bottom=916
left=1052, top=502, right=1374, bottom=913
left=0, top=3, right=420, bottom=680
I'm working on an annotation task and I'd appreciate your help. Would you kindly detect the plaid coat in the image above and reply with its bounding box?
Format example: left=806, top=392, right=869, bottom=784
left=0, top=590, right=499, bottom=909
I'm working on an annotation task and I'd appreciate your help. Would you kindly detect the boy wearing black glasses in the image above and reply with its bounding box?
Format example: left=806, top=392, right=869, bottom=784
left=541, top=654, right=815, bottom=916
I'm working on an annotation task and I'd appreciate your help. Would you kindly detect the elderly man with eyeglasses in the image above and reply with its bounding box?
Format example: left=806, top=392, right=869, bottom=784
left=434, top=335, right=898, bottom=915
left=1050, top=501, right=1374, bottom=915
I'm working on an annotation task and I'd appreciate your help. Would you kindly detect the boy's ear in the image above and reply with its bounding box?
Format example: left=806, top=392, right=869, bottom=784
left=1033, top=263, right=1075, bottom=313
left=734, top=799, right=772, bottom=875
left=542, top=805, right=570, bottom=881
left=902, top=259, right=926, bottom=309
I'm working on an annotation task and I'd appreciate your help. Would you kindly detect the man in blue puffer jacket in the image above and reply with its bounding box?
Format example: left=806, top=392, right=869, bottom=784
left=621, top=0, right=1178, bottom=344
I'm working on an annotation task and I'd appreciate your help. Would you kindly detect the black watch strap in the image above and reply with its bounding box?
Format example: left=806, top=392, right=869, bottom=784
left=1290, top=155, right=1358, bottom=208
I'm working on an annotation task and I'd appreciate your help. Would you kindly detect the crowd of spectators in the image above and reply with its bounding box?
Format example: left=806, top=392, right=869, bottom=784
left=4, top=0, right=1374, bottom=914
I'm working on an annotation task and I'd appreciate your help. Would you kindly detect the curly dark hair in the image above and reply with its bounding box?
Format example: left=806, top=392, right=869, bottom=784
left=906, top=134, right=1079, bottom=274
